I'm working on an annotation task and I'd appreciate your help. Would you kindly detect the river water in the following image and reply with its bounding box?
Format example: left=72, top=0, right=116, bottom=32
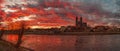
left=2, top=34, right=120, bottom=51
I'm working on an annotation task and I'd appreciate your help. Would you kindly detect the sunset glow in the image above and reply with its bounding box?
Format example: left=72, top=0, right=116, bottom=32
left=0, top=0, right=120, bottom=30
left=29, top=26, right=61, bottom=29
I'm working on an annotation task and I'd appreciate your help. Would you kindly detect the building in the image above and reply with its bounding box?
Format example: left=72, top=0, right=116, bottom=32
left=76, top=16, right=87, bottom=28
left=60, top=16, right=90, bottom=32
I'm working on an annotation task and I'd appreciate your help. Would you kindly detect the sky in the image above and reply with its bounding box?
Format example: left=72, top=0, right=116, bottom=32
left=3, top=0, right=119, bottom=12
left=0, top=0, right=120, bottom=28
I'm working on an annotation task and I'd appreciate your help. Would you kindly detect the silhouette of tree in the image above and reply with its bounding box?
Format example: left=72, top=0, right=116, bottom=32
left=0, top=12, right=4, bottom=40
left=0, top=27, right=4, bottom=40
left=15, top=21, right=25, bottom=48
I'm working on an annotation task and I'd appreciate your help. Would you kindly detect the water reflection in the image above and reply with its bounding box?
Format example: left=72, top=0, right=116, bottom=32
left=3, top=34, right=77, bottom=51
left=2, top=34, right=120, bottom=51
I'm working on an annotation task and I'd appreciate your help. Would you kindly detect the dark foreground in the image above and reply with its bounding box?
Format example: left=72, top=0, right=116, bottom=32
left=0, top=39, right=33, bottom=51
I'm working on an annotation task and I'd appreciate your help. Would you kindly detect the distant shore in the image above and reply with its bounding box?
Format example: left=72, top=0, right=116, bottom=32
left=3, top=31, right=120, bottom=35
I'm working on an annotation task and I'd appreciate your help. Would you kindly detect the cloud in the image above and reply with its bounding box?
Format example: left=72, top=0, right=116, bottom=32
left=0, top=0, right=120, bottom=27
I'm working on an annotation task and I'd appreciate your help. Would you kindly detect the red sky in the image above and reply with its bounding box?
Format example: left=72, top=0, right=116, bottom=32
left=0, top=0, right=120, bottom=29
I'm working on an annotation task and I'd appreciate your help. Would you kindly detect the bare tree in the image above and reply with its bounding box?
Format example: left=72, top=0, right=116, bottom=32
left=0, top=16, right=4, bottom=40
left=15, top=21, right=25, bottom=48
left=0, top=27, right=4, bottom=40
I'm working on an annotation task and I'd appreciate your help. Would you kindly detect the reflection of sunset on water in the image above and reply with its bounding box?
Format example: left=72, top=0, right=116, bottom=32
left=2, top=34, right=120, bottom=51
left=3, top=35, right=18, bottom=43
left=3, top=34, right=77, bottom=51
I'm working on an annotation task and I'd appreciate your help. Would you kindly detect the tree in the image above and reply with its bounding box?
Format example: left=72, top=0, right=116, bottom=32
left=15, top=21, right=25, bottom=48
left=0, top=13, right=5, bottom=40
left=0, top=27, right=4, bottom=40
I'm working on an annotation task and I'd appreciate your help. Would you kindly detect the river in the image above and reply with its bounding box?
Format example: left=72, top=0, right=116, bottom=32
left=2, top=34, right=120, bottom=51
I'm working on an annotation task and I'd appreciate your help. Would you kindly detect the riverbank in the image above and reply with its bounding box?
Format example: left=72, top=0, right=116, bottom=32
left=0, top=40, right=33, bottom=51
left=4, top=32, right=120, bottom=35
